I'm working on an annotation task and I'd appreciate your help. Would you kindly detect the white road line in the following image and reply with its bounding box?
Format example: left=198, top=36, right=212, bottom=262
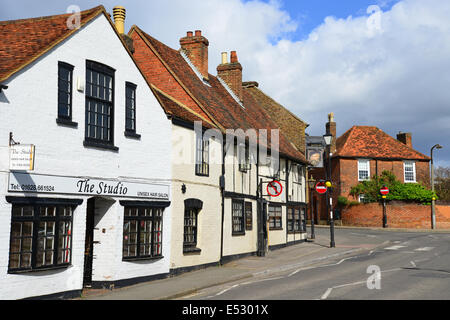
left=215, top=284, right=239, bottom=297
left=415, top=247, right=434, bottom=252
left=385, top=245, right=407, bottom=250
left=410, top=261, right=417, bottom=268
left=321, top=288, right=333, bottom=300
left=368, top=250, right=375, bottom=256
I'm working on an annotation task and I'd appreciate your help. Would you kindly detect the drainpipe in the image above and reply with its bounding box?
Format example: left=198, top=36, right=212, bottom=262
left=219, top=134, right=226, bottom=264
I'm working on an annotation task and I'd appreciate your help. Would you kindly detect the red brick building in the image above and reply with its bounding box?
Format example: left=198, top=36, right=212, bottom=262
left=311, top=114, right=431, bottom=222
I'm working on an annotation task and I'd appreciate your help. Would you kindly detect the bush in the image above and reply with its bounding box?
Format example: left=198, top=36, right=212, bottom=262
left=349, top=170, right=436, bottom=204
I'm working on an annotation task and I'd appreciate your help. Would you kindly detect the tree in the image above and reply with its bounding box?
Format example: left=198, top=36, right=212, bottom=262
left=350, top=170, right=436, bottom=204
left=434, top=166, right=450, bottom=201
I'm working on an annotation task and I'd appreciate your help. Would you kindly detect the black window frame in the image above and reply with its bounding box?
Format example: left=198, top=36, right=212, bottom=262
left=245, top=201, right=253, bottom=230
left=6, top=197, right=82, bottom=274
left=268, top=204, right=283, bottom=230
left=232, top=199, right=245, bottom=236
left=121, top=201, right=168, bottom=261
left=84, top=60, right=118, bottom=151
left=238, top=144, right=251, bottom=173
left=183, top=208, right=200, bottom=252
left=56, top=61, right=78, bottom=127
left=124, top=81, right=141, bottom=139
left=195, top=132, right=209, bottom=176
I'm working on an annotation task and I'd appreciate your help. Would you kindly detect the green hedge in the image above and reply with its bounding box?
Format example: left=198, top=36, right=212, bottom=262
left=349, top=170, right=436, bottom=204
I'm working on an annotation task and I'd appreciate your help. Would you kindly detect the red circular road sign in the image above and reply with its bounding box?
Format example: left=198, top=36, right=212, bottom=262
left=267, top=180, right=283, bottom=197
left=315, top=182, right=328, bottom=194
left=380, top=187, right=390, bottom=195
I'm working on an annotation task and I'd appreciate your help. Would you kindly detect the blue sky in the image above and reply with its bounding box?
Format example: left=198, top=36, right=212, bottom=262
left=1, top=0, right=449, bottom=167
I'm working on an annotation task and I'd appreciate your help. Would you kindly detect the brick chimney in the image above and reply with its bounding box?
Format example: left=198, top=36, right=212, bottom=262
left=326, top=112, right=336, bottom=153
left=397, top=132, right=412, bottom=148
left=217, top=51, right=243, bottom=102
left=180, top=30, right=209, bottom=81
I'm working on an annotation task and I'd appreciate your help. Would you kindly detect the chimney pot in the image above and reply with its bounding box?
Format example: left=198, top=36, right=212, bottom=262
left=195, top=30, right=202, bottom=37
left=187, top=31, right=193, bottom=37
left=113, top=6, right=126, bottom=34
left=221, top=52, right=228, bottom=64
left=230, top=51, right=238, bottom=63
left=180, top=30, right=209, bottom=80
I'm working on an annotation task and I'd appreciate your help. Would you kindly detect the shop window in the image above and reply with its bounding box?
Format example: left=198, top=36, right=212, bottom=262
left=123, top=206, right=164, bottom=260
left=6, top=197, right=81, bottom=273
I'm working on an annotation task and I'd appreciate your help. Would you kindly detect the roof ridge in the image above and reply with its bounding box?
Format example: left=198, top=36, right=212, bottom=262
left=245, top=85, right=308, bottom=126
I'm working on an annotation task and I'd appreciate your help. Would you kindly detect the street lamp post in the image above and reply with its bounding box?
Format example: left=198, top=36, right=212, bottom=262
left=323, top=134, right=335, bottom=248
left=308, top=175, right=316, bottom=240
left=431, top=144, right=443, bottom=229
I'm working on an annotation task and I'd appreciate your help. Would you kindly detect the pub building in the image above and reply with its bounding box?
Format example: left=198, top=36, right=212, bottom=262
left=0, top=6, right=172, bottom=299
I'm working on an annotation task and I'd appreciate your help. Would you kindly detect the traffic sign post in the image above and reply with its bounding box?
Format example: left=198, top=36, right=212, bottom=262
left=380, top=186, right=389, bottom=228
left=315, top=181, right=327, bottom=194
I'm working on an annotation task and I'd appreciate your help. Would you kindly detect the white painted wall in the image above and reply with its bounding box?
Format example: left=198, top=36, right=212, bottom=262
left=0, top=14, right=171, bottom=299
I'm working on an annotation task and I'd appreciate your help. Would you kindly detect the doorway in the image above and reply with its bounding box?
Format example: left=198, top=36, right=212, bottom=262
left=83, top=198, right=95, bottom=287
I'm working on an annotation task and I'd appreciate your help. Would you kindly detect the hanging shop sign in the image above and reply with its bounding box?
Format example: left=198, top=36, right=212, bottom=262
left=8, top=172, right=170, bottom=200
left=9, top=144, right=35, bottom=171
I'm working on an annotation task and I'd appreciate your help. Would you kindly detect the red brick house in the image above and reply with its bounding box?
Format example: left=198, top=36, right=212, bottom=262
left=311, top=114, right=431, bottom=222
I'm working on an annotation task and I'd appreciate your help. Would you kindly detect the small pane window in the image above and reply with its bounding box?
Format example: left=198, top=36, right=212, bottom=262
left=245, top=202, right=252, bottom=230
left=268, top=205, right=282, bottom=230
left=125, top=82, right=137, bottom=133
left=358, top=159, right=370, bottom=181
left=184, top=209, right=198, bottom=250
left=58, top=62, right=73, bottom=120
left=8, top=203, right=76, bottom=273
left=195, top=133, right=209, bottom=176
left=232, top=200, right=245, bottom=235
left=123, top=206, right=164, bottom=260
left=404, top=161, right=416, bottom=183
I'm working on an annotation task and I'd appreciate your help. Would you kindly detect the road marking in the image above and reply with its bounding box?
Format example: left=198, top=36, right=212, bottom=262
left=415, top=247, right=434, bottom=252
left=215, top=284, right=239, bottom=297
left=385, top=245, right=407, bottom=250
left=321, top=288, right=333, bottom=300
left=410, top=261, right=417, bottom=268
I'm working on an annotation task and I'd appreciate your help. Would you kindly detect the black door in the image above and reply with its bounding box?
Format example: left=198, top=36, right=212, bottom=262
left=257, top=199, right=268, bottom=256
left=83, top=198, right=95, bottom=287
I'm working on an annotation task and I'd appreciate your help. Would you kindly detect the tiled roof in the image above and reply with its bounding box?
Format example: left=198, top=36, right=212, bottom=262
left=131, top=26, right=307, bottom=163
left=244, top=84, right=308, bottom=155
left=334, top=126, right=430, bottom=161
left=151, top=85, right=216, bottom=129
left=0, top=5, right=104, bottom=82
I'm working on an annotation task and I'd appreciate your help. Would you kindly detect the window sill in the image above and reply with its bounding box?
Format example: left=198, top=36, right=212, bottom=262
left=232, top=232, right=246, bottom=237
left=123, top=255, right=164, bottom=262
left=269, top=227, right=283, bottom=231
left=124, top=131, right=141, bottom=139
left=56, top=118, right=78, bottom=128
left=195, top=173, right=210, bottom=177
left=183, top=247, right=201, bottom=254
left=288, top=231, right=305, bottom=234
left=83, top=140, right=119, bottom=152
left=8, top=264, right=71, bottom=274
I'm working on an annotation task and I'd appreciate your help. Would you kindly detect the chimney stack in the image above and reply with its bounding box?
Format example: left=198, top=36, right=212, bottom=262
left=113, top=6, right=126, bottom=34
left=326, top=113, right=336, bottom=153
left=217, top=51, right=243, bottom=102
left=180, top=30, right=209, bottom=80
left=112, top=6, right=134, bottom=53
left=397, top=132, right=412, bottom=148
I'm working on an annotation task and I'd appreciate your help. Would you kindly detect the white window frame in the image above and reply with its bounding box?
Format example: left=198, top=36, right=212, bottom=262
left=404, top=161, right=416, bottom=183
left=358, top=159, right=370, bottom=181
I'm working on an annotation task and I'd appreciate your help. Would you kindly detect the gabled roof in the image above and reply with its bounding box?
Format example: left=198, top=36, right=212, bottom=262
left=130, top=26, right=307, bottom=164
left=0, top=5, right=105, bottom=82
left=334, top=126, right=430, bottom=161
left=244, top=83, right=308, bottom=154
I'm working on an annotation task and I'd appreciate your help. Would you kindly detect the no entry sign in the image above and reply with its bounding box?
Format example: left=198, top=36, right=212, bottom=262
left=315, top=181, right=327, bottom=194
left=380, top=186, right=390, bottom=196
left=267, top=180, right=283, bottom=197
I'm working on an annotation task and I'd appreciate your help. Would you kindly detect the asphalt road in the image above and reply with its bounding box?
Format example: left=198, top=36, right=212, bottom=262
left=180, top=228, right=450, bottom=300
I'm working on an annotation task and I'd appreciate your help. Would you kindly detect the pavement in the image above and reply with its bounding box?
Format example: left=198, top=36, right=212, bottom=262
left=78, top=225, right=419, bottom=300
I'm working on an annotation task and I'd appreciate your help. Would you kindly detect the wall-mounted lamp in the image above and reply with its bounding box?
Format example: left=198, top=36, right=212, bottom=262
left=181, top=183, right=186, bottom=194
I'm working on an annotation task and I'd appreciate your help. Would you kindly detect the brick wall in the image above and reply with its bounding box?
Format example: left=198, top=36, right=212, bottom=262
left=341, top=201, right=450, bottom=229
